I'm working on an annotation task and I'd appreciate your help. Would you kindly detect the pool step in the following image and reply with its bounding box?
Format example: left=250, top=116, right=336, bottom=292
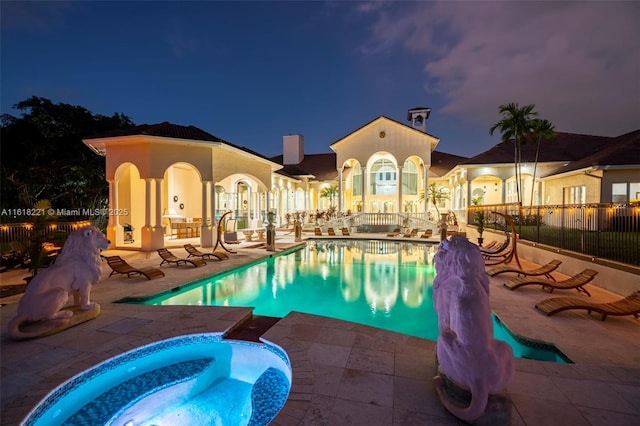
left=65, top=358, right=214, bottom=425
left=224, top=315, right=280, bottom=343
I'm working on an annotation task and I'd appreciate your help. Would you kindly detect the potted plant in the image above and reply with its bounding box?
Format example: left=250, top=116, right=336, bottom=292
left=471, top=196, right=485, bottom=246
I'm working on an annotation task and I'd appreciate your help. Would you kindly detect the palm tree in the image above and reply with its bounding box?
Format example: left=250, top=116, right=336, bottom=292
left=489, top=103, right=538, bottom=205
left=419, top=183, right=449, bottom=219
left=528, top=118, right=556, bottom=210
left=319, top=185, right=339, bottom=208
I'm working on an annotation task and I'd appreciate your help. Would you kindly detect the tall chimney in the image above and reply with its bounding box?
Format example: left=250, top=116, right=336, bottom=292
left=407, top=107, right=431, bottom=132
left=283, top=134, right=304, bottom=165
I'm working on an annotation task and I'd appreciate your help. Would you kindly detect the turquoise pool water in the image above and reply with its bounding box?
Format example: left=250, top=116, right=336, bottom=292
left=23, top=333, right=291, bottom=426
left=135, top=239, right=570, bottom=363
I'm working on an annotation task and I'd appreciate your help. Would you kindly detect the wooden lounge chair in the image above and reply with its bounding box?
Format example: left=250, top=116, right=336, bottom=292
left=387, top=228, right=401, bottom=237
left=535, top=291, right=640, bottom=321
left=314, top=227, right=323, bottom=236
left=341, top=227, right=350, bottom=236
left=480, top=237, right=509, bottom=256
left=420, top=229, right=433, bottom=239
left=487, top=259, right=562, bottom=280
left=480, top=240, right=504, bottom=253
left=503, top=269, right=598, bottom=296
left=184, top=244, right=228, bottom=261
left=106, top=256, right=165, bottom=280
left=483, top=212, right=522, bottom=269
left=157, top=248, right=206, bottom=267
left=403, top=228, right=418, bottom=238
left=327, top=228, right=336, bottom=236
left=480, top=240, right=499, bottom=251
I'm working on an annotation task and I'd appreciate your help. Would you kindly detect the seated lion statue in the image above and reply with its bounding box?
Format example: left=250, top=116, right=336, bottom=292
left=432, top=235, right=514, bottom=422
left=8, top=226, right=110, bottom=340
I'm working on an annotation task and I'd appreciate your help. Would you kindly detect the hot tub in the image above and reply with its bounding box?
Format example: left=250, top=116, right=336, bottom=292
left=23, top=333, right=291, bottom=426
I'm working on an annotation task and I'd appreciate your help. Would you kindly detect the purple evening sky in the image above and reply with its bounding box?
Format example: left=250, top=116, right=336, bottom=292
left=1, top=1, right=638, bottom=158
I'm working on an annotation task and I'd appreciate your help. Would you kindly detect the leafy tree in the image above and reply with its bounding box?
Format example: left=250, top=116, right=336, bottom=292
left=319, top=185, right=339, bottom=208
left=489, top=103, right=538, bottom=205
left=528, top=118, right=556, bottom=210
left=1, top=96, right=134, bottom=228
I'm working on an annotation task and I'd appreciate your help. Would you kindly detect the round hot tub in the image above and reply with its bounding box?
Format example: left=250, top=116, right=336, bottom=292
left=23, top=333, right=291, bottom=426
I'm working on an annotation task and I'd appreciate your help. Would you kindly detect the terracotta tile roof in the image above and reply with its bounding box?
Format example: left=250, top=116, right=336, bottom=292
left=430, top=151, right=468, bottom=177
left=84, top=121, right=271, bottom=160
left=85, top=122, right=225, bottom=142
left=542, top=129, right=640, bottom=176
left=462, top=132, right=614, bottom=165
left=270, top=153, right=339, bottom=181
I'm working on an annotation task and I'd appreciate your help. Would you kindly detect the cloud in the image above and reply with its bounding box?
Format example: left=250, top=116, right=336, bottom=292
left=361, top=1, right=640, bottom=136
left=164, top=29, right=201, bottom=58
left=0, top=1, right=77, bottom=32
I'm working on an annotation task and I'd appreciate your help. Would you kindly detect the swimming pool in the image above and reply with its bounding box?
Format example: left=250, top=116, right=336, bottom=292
left=23, top=333, right=291, bottom=426
left=129, top=239, right=570, bottom=363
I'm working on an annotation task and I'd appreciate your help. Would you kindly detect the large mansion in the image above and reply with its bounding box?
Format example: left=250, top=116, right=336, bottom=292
left=83, top=108, right=640, bottom=250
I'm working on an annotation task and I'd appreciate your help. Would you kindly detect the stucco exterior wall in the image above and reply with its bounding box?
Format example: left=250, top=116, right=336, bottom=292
left=543, top=173, right=602, bottom=205
left=333, top=118, right=436, bottom=168
left=601, top=169, right=640, bottom=203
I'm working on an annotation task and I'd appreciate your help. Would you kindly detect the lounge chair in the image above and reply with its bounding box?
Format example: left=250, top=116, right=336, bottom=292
left=403, top=228, right=418, bottom=238
left=314, top=227, right=323, bottom=236
left=106, top=256, right=165, bottom=280
left=387, top=228, right=401, bottom=237
left=480, top=240, right=499, bottom=251
left=341, top=227, right=351, bottom=236
left=184, top=244, right=228, bottom=261
left=8, top=241, right=30, bottom=267
left=487, top=259, right=562, bottom=279
left=327, top=228, right=336, bottom=236
left=535, top=291, right=640, bottom=321
left=420, top=229, right=433, bottom=239
left=157, top=248, right=206, bottom=267
left=503, top=269, right=598, bottom=296
left=481, top=234, right=510, bottom=257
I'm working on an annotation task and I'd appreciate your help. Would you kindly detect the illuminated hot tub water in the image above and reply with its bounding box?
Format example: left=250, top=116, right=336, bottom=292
left=23, top=333, right=291, bottom=426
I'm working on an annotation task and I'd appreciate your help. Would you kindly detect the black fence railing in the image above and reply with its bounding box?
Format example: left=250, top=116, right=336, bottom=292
left=467, top=203, right=640, bottom=267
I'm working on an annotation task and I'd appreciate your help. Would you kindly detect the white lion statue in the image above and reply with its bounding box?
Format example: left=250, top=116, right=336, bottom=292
left=432, top=235, right=514, bottom=422
left=8, top=226, right=110, bottom=340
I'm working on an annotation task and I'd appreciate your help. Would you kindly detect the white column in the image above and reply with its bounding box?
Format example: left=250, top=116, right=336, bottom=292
left=361, top=167, right=367, bottom=213
left=107, top=179, right=122, bottom=247
left=423, top=165, right=429, bottom=218
left=201, top=181, right=208, bottom=225
left=141, top=178, right=153, bottom=251
left=154, top=179, right=162, bottom=228
left=338, top=168, right=343, bottom=213
left=149, top=178, right=165, bottom=249
left=397, top=165, right=403, bottom=213
left=201, top=181, right=214, bottom=247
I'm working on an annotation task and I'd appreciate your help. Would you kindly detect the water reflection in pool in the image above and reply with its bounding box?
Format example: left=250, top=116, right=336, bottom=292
left=136, top=239, right=569, bottom=363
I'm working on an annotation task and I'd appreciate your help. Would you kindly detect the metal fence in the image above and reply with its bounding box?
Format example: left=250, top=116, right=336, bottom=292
left=467, top=203, right=640, bottom=266
left=0, top=221, right=93, bottom=252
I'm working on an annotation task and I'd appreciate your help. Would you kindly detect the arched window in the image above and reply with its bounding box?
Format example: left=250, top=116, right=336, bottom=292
left=370, top=159, right=396, bottom=195
left=402, top=160, right=418, bottom=194
left=352, top=163, right=362, bottom=196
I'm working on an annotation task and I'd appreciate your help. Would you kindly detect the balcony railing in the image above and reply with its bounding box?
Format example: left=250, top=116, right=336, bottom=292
left=467, top=203, right=640, bottom=266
